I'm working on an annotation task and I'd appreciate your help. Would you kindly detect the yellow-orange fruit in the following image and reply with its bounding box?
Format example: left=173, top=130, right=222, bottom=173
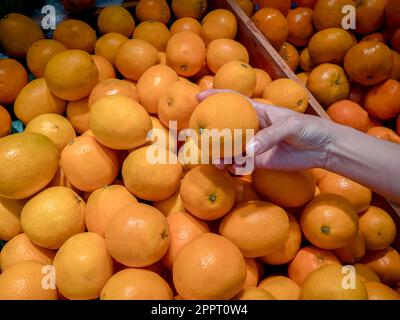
left=94, top=33, right=128, bottom=66
left=161, top=211, right=210, bottom=269
left=0, top=13, right=44, bottom=57
left=115, top=39, right=159, bottom=81
left=53, top=232, right=114, bottom=300
left=53, top=19, right=96, bottom=53
left=105, top=203, right=170, bottom=267
left=14, top=78, right=67, bottom=125
left=235, top=287, right=276, bottom=300
left=97, top=5, right=135, bottom=37
left=44, top=50, right=99, bottom=101
left=213, top=60, right=257, bottom=97
left=252, top=169, right=315, bottom=208
left=220, top=201, right=290, bottom=257
left=300, top=194, right=359, bottom=250
left=27, top=39, right=67, bottom=78
left=0, top=233, right=56, bottom=272
left=0, top=132, right=59, bottom=200
left=90, top=95, right=152, bottom=150
left=122, top=146, right=182, bottom=201
left=0, top=197, right=25, bottom=241
left=261, top=214, right=302, bottom=265
left=20, top=186, right=85, bottom=249
left=61, top=135, right=119, bottom=192
left=180, top=165, right=236, bottom=221
left=133, top=21, right=170, bottom=52
left=66, top=98, right=90, bottom=134
left=200, top=9, right=238, bottom=45
left=189, top=92, right=259, bottom=159
left=299, top=264, right=368, bottom=300
left=136, top=64, right=178, bottom=114
left=173, top=233, right=246, bottom=300
left=85, top=185, right=138, bottom=237
left=166, top=32, right=206, bottom=77
left=0, top=261, right=57, bottom=300
left=258, top=276, right=300, bottom=300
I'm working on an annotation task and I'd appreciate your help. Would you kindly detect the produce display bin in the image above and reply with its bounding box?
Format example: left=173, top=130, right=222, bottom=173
left=211, top=0, right=400, bottom=250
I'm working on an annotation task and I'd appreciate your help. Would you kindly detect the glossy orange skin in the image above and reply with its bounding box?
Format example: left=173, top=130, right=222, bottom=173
left=0, top=58, right=28, bottom=105
left=344, top=41, right=393, bottom=86
left=364, top=79, right=400, bottom=120
left=326, top=99, right=370, bottom=132
left=355, top=0, right=388, bottom=35
left=312, top=0, right=356, bottom=30
left=367, top=127, right=400, bottom=143
left=287, top=8, right=315, bottom=47
left=253, top=0, right=291, bottom=16
left=251, top=8, right=289, bottom=49
left=361, top=32, right=385, bottom=42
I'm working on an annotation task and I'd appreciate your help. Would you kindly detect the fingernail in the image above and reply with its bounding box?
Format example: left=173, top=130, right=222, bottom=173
left=246, top=139, right=261, bottom=156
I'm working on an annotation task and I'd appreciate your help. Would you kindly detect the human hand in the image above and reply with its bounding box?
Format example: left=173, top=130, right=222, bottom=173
left=197, top=89, right=335, bottom=171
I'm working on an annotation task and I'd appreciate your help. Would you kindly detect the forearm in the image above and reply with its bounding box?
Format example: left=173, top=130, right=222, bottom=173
left=325, top=123, right=400, bottom=204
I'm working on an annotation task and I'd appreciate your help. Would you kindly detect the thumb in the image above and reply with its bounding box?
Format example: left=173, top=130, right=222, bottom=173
left=246, top=120, right=295, bottom=157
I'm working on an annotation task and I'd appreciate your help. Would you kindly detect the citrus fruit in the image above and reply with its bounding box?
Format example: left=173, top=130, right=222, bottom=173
left=326, top=100, right=370, bottom=132
left=333, top=231, right=366, bottom=264
left=0, top=13, right=44, bottom=57
left=173, top=233, right=246, bottom=300
left=220, top=201, right=290, bottom=257
left=0, top=106, right=11, bottom=138
left=92, top=54, right=116, bottom=81
left=170, top=17, right=202, bottom=35
left=307, top=63, right=350, bottom=107
left=100, top=268, right=173, bottom=300
left=171, top=0, right=208, bottom=19
left=54, top=19, right=96, bottom=53
left=166, top=32, right=206, bottom=77
left=251, top=8, right=289, bottom=49
left=299, top=264, right=368, bottom=300
left=97, top=5, right=135, bottom=37
left=288, top=246, right=340, bottom=285
left=115, top=39, right=159, bottom=81
left=85, top=185, right=138, bottom=237
left=312, top=0, right=356, bottom=31
left=344, top=41, right=393, bottom=86
left=200, top=9, right=238, bottom=45
left=61, top=135, right=119, bottom=192
left=152, top=189, right=186, bottom=216
left=136, top=64, right=179, bottom=114
left=133, top=20, right=170, bottom=52
left=44, top=50, right=99, bottom=101
left=180, top=165, right=236, bottom=221
left=258, top=276, right=300, bottom=300
left=53, top=232, right=114, bottom=300
left=261, top=213, right=302, bottom=265
left=0, top=132, right=59, bottom=199
left=206, top=39, right=249, bottom=74
left=213, top=61, right=257, bottom=97
left=0, top=233, right=55, bottom=272
left=21, top=186, right=85, bottom=249
left=252, top=169, right=315, bottom=208
left=317, top=171, right=372, bottom=213
left=234, top=287, right=275, bottom=300
left=278, top=42, right=299, bottom=72
left=122, top=145, right=182, bottom=201
left=300, top=193, right=359, bottom=250
left=359, top=206, right=396, bottom=251
left=135, top=0, right=171, bottom=25
left=90, top=95, right=152, bottom=150
left=0, top=58, right=28, bottom=105
left=158, top=79, right=200, bottom=130
left=287, top=7, right=315, bottom=47
left=94, top=32, right=128, bottom=66
left=161, top=211, right=210, bottom=269
left=25, top=114, right=76, bottom=152
left=66, top=98, right=90, bottom=134
left=0, top=197, right=25, bottom=241
left=27, top=39, right=67, bottom=78
left=252, top=68, right=272, bottom=98
left=364, top=281, right=400, bottom=300
left=263, top=78, right=309, bottom=113
left=105, top=203, right=170, bottom=267
left=0, top=261, right=57, bottom=300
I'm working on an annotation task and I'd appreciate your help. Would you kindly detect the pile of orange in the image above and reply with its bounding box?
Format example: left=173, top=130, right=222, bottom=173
left=250, top=0, right=400, bottom=142
left=0, top=0, right=399, bottom=301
